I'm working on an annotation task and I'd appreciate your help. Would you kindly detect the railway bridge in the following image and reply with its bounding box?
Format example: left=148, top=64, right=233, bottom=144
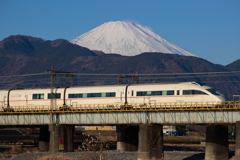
left=1, top=101, right=240, bottom=160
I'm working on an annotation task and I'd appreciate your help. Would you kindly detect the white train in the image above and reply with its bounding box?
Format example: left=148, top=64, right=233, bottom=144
left=0, top=82, right=225, bottom=110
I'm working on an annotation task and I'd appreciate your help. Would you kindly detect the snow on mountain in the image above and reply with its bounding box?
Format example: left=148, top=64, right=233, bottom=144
left=71, top=21, right=197, bottom=57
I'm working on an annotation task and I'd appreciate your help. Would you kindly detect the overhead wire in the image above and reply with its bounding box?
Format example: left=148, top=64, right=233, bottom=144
left=0, top=71, right=240, bottom=88
left=0, top=73, right=49, bottom=78
left=73, top=71, right=240, bottom=76
left=0, top=70, right=240, bottom=78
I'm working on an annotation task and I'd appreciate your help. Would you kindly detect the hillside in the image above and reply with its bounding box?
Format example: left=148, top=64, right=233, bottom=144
left=0, top=35, right=240, bottom=100
left=0, top=35, right=97, bottom=75
left=226, top=59, right=240, bottom=71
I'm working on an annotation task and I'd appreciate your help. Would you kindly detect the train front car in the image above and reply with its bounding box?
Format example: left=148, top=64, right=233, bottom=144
left=127, top=82, right=225, bottom=109
left=200, top=84, right=226, bottom=103
left=182, top=82, right=225, bottom=106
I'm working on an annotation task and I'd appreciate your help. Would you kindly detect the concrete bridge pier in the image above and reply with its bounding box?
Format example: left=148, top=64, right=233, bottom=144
left=127, top=125, right=139, bottom=151
left=49, top=124, right=74, bottom=152
left=234, top=121, right=240, bottom=159
left=205, top=124, right=229, bottom=160
left=117, top=125, right=127, bottom=151
left=39, top=126, right=50, bottom=151
left=117, top=125, right=139, bottom=151
left=138, top=124, right=163, bottom=160
left=63, top=125, right=74, bottom=152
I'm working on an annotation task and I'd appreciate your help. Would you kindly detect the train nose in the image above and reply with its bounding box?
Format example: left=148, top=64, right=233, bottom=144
left=218, top=95, right=226, bottom=101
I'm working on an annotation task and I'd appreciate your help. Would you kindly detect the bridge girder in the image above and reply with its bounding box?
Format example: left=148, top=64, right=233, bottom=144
left=0, top=110, right=240, bottom=126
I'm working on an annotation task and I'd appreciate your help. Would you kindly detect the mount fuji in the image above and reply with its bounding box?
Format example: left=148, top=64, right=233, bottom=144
left=71, top=21, right=197, bottom=57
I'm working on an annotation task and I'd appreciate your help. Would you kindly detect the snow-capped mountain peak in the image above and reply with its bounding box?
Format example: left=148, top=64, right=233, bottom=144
left=71, top=21, right=197, bottom=57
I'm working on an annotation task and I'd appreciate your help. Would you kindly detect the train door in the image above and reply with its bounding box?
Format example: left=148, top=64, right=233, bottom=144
left=175, top=88, right=183, bottom=102
left=118, top=89, right=124, bottom=103
left=25, top=94, right=28, bottom=105
left=130, top=90, right=135, bottom=103
left=3, top=95, right=6, bottom=107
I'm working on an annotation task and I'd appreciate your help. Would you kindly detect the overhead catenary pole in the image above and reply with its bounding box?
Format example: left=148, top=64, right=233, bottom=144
left=46, top=66, right=74, bottom=124
left=50, top=66, right=54, bottom=110
left=50, top=66, right=55, bottom=124
left=118, top=71, right=139, bottom=84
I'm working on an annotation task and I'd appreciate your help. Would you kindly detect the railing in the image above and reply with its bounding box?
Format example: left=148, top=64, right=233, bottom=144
left=0, top=101, right=240, bottom=114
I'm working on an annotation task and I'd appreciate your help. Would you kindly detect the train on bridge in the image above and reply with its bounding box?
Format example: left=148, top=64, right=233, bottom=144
left=0, top=82, right=225, bottom=111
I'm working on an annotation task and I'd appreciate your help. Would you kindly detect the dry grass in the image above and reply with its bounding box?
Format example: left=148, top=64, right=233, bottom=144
left=34, top=152, right=105, bottom=160
left=10, top=145, right=23, bottom=154
left=35, top=154, right=77, bottom=160
left=23, top=147, right=40, bottom=153
left=163, top=135, right=205, bottom=144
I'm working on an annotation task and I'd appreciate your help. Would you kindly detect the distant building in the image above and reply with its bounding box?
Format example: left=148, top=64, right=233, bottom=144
left=84, top=126, right=116, bottom=131
left=163, top=125, right=176, bottom=133
left=83, top=125, right=174, bottom=132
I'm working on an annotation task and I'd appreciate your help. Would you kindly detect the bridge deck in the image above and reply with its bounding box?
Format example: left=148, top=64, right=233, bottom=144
left=0, top=101, right=239, bottom=114
left=0, top=110, right=240, bottom=125
left=0, top=101, right=239, bottom=125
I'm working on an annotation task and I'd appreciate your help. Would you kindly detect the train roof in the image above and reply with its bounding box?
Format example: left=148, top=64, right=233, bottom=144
left=0, top=81, right=206, bottom=92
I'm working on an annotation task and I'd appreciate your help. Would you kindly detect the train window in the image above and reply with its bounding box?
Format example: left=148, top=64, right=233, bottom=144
left=152, top=91, right=162, bottom=95
left=160, top=90, right=175, bottom=95
left=147, top=91, right=151, bottom=95
left=137, top=91, right=162, bottom=96
left=162, top=91, right=167, bottom=95
left=183, top=90, right=193, bottom=95
left=32, top=94, right=44, bottom=99
left=183, top=90, right=208, bottom=95
left=106, top=92, right=116, bottom=97
left=206, top=89, right=222, bottom=96
left=167, top=90, right=174, bottom=95
left=68, top=94, right=83, bottom=98
left=87, top=93, right=91, bottom=97
left=102, top=93, right=106, bottom=97
left=93, top=93, right=101, bottom=97
left=83, top=94, right=87, bottom=98
left=47, top=93, right=61, bottom=99
left=195, top=90, right=208, bottom=95
left=177, top=90, right=180, bottom=95
left=90, top=93, right=101, bottom=97
left=68, top=92, right=117, bottom=98
left=137, top=91, right=147, bottom=96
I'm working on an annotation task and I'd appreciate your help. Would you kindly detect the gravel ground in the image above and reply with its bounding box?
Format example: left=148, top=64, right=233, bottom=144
left=0, top=151, right=236, bottom=160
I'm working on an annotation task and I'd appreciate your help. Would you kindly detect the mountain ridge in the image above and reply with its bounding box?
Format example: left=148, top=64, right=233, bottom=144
left=226, top=59, right=240, bottom=71
left=0, top=35, right=96, bottom=57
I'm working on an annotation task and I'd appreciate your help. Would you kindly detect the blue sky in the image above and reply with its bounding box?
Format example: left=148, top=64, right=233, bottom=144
left=0, top=0, right=239, bottom=66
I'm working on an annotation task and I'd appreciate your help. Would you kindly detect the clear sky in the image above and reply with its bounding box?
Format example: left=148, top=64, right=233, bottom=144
left=0, top=0, right=239, bottom=66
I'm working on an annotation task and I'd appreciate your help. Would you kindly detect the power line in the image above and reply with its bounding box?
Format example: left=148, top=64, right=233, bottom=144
left=1, top=73, right=240, bottom=84
left=73, top=71, right=240, bottom=76
left=0, top=73, right=49, bottom=78
left=0, top=71, right=240, bottom=78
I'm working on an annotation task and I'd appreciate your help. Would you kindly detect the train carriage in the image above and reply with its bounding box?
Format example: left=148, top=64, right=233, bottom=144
left=0, top=82, right=225, bottom=111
